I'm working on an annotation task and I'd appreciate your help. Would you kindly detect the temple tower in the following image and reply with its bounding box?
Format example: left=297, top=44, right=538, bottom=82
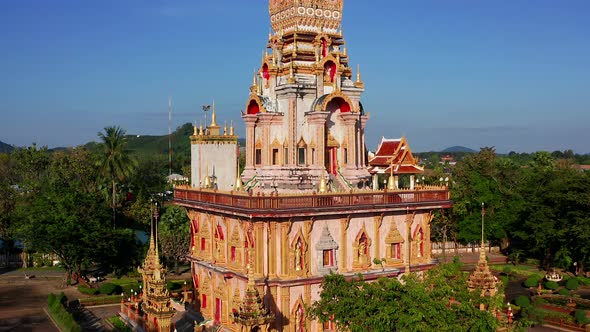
left=467, top=203, right=499, bottom=310
left=190, top=102, right=239, bottom=191
left=242, top=0, right=370, bottom=191
left=139, top=204, right=176, bottom=332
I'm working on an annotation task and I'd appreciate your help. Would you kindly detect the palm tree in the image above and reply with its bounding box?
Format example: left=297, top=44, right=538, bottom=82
left=97, top=126, right=136, bottom=229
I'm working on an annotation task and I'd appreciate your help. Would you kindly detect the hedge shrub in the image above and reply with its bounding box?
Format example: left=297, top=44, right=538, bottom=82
left=545, top=281, right=559, bottom=290
left=575, top=310, right=590, bottom=325
left=47, top=293, right=81, bottom=332
left=514, top=295, right=531, bottom=308
left=558, top=288, right=571, bottom=296
left=566, top=278, right=579, bottom=291
left=524, top=275, right=541, bottom=288
left=77, top=285, right=99, bottom=295
left=99, top=283, right=122, bottom=295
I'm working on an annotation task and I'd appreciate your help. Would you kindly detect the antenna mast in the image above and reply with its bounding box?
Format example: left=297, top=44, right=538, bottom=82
left=168, top=96, right=172, bottom=176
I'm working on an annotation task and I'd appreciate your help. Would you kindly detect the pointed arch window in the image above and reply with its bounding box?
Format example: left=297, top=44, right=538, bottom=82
left=297, top=138, right=307, bottom=166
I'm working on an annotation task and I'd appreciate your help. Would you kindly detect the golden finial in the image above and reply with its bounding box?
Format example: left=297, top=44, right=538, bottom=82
left=203, top=163, right=211, bottom=189
left=251, top=71, right=259, bottom=93
left=193, top=122, right=197, bottom=136
left=210, top=100, right=218, bottom=127
left=235, top=166, right=243, bottom=192
left=355, top=64, right=365, bottom=89
left=235, top=176, right=243, bottom=191
left=230, top=120, right=235, bottom=136
left=318, top=174, right=328, bottom=193
left=388, top=165, right=396, bottom=190
left=199, top=122, right=203, bottom=136
left=223, top=121, right=227, bottom=136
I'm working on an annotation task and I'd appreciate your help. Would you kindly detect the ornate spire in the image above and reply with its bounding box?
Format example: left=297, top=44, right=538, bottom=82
left=318, top=174, right=328, bottom=193
left=210, top=100, right=218, bottom=127
left=355, top=64, right=365, bottom=89
left=467, top=202, right=499, bottom=301
left=138, top=201, right=175, bottom=332
left=233, top=252, right=275, bottom=329
left=235, top=162, right=243, bottom=191
left=230, top=120, right=235, bottom=136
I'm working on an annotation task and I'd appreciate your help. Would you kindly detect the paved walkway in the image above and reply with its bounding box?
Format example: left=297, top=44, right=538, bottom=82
left=0, top=270, right=63, bottom=332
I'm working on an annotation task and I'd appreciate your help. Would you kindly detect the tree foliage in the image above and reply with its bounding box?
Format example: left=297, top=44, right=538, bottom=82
left=159, top=205, right=190, bottom=274
left=309, top=263, right=501, bottom=332
left=445, top=148, right=590, bottom=272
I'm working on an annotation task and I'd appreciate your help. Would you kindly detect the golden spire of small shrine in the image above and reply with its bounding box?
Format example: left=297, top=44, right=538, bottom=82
left=224, top=121, right=228, bottom=136
left=235, top=162, right=243, bottom=191
left=233, top=250, right=275, bottom=329
left=318, top=174, right=328, bottom=193
left=199, top=122, right=203, bottom=136
left=355, top=64, right=365, bottom=89
left=210, top=100, right=218, bottom=127
left=230, top=120, right=235, bottom=136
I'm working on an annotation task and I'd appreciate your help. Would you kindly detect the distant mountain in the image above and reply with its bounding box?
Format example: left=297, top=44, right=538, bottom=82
left=441, top=146, right=477, bottom=153
left=0, top=140, right=14, bottom=154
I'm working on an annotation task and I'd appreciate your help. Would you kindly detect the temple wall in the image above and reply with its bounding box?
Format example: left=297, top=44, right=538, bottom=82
left=191, top=141, right=237, bottom=191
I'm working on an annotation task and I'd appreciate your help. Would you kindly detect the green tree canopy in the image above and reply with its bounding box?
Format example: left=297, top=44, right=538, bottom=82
left=309, top=263, right=502, bottom=332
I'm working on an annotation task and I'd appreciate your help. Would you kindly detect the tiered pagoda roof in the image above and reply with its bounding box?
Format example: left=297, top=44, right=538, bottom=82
left=233, top=254, right=275, bottom=330
left=139, top=207, right=176, bottom=326
left=368, top=137, right=424, bottom=175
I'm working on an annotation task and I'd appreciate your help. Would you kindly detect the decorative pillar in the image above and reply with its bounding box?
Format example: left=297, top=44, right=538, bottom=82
left=410, top=175, right=415, bottom=190
left=404, top=211, right=415, bottom=274
left=258, top=113, right=275, bottom=167
left=288, top=98, right=297, bottom=165
left=306, top=112, right=329, bottom=169
left=360, top=115, right=369, bottom=167
left=280, top=287, right=290, bottom=330
left=374, top=215, right=383, bottom=263
left=340, top=113, right=358, bottom=169
left=242, top=115, right=257, bottom=171
left=339, top=217, right=350, bottom=272
left=255, top=223, right=264, bottom=277
left=280, top=224, right=289, bottom=277
left=270, top=222, right=278, bottom=278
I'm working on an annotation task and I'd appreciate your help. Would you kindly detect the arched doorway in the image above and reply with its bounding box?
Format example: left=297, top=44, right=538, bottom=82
left=324, top=96, right=351, bottom=175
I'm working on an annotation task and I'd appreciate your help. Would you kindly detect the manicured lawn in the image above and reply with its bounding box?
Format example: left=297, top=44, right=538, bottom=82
left=490, top=264, right=542, bottom=277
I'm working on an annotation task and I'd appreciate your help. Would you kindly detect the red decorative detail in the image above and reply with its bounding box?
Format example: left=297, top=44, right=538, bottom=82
left=329, top=97, right=350, bottom=113
left=322, top=38, right=327, bottom=57
left=230, top=246, right=236, bottom=261
left=216, top=225, right=224, bottom=240
left=202, top=294, right=207, bottom=308
left=201, top=237, right=206, bottom=251
left=262, top=63, right=270, bottom=80
left=324, top=61, right=336, bottom=82
left=247, top=100, right=260, bottom=115
left=215, top=298, right=222, bottom=323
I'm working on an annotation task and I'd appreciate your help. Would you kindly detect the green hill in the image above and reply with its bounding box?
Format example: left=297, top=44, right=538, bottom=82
left=441, top=146, right=476, bottom=153
left=86, top=123, right=244, bottom=172
left=0, top=140, right=14, bottom=154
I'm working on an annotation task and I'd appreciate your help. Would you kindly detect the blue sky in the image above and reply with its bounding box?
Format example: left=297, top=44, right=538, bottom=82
left=1, top=0, right=589, bottom=153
